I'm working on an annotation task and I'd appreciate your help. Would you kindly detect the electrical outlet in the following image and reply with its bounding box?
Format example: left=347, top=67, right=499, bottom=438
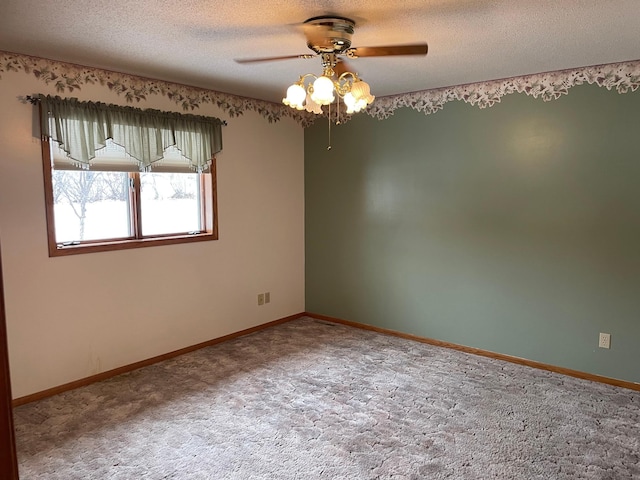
left=265, top=292, right=270, bottom=304
left=598, top=332, right=611, bottom=349
left=257, top=293, right=265, bottom=306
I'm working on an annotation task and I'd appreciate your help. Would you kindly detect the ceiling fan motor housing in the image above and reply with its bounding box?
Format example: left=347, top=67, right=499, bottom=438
left=304, top=16, right=356, bottom=54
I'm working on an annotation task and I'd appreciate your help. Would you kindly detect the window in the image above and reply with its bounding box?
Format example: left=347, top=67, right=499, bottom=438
left=38, top=95, right=222, bottom=256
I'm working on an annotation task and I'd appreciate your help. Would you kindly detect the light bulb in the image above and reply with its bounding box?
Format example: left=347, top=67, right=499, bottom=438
left=311, top=76, right=335, bottom=105
left=344, top=92, right=357, bottom=114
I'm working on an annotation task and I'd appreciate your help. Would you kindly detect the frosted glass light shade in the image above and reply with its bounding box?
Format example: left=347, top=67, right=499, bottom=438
left=283, top=83, right=306, bottom=109
left=311, top=76, right=335, bottom=105
left=304, top=94, right=323, bottom=114
left=344, top=92, right=368, bottom=113
left=350, top=80, right=375, bottom=105
left=344, top=92, right=357, bottom=113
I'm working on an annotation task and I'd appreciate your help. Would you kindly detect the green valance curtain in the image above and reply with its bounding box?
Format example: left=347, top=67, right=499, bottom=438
left=38, top=94, right=223, bottom=173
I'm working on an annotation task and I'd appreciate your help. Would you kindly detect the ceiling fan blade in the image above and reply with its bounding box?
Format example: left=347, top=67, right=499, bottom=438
left=346, top=43, right=428, bottom=58
left=235, top=54, right=315, bottom=64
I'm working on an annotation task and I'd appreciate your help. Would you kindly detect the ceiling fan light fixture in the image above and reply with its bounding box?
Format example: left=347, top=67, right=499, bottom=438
left=282, top=72, right=374, bottom=115
left=239, top=15, right=427, bottom=119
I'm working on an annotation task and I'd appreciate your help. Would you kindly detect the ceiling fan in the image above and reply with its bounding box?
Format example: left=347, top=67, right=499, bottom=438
left=235, top=16, right=428, bottom=115
left=235, top=15, right=428, bottom=65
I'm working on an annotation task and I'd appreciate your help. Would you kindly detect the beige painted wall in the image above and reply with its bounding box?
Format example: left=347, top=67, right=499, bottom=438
left=0, top=68, right=305, bottom=398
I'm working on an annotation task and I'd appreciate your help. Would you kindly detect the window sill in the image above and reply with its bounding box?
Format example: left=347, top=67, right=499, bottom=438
left=49, top=232, right=217, bottom=257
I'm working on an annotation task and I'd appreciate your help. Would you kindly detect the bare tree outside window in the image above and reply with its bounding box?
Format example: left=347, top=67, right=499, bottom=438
left=52, top=170, right=101, bottom=240
left=52, top=170, right=130, bottom=242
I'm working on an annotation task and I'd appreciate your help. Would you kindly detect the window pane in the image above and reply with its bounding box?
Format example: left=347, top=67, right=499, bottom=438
left=52, top=171, right=131, bottom=243
left=140, top=173, right=201, bottom=236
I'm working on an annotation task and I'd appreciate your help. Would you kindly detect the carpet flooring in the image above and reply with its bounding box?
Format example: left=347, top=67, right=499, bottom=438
left=13, top=317, right=640, bottom=479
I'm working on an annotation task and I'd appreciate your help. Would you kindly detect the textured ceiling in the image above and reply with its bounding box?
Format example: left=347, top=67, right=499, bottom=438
left=1, top=1, right=640, bottom=104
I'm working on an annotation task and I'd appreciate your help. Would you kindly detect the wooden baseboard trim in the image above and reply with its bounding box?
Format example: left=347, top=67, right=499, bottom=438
left=13, top=313, right=305, bottom=407
left=305, top=312, right=640, bottom=392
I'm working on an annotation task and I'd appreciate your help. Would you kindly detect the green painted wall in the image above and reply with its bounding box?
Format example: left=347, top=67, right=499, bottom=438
left=305, top=84, right=640, bottom=384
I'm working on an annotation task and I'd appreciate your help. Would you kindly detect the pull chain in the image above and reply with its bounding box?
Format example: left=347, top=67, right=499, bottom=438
left=327, top=102, right=332, bottom=151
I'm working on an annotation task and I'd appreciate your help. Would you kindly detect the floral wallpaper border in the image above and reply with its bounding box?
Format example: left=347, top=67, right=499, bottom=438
left=368, top=60, right=640, bottom=120
left=0, top=51, right=316, bottom=126
left=2, top=50, right=640, bottom=126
